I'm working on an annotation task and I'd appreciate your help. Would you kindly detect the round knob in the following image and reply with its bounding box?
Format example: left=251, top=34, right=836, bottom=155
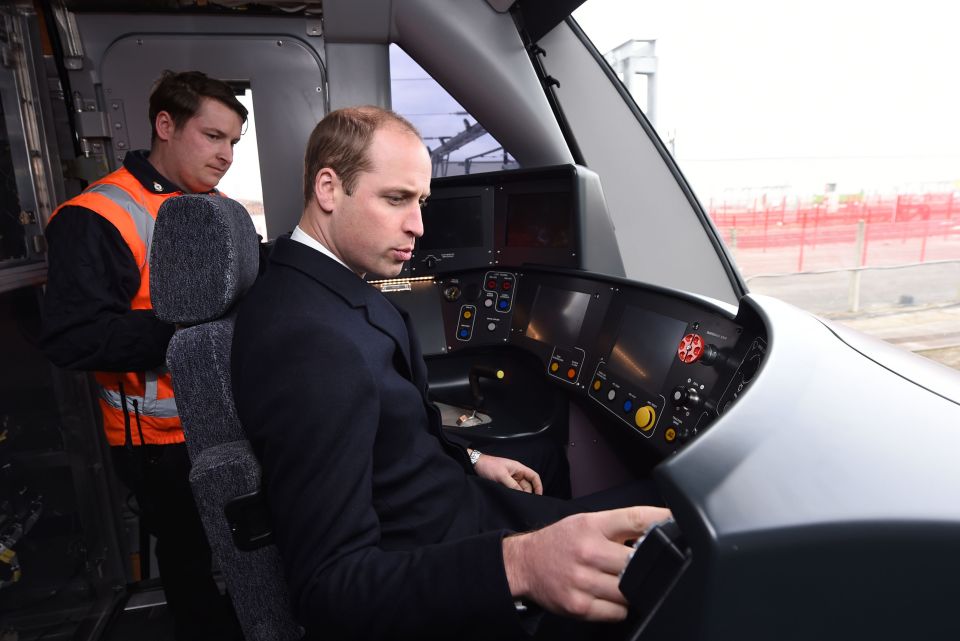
left=677, top=334, right=705, bottom=363
left=634, top=405, right=656, bottom=431
left=442, top=285, right=461, bottom=302
left=671, top=386, right=701, bottom=408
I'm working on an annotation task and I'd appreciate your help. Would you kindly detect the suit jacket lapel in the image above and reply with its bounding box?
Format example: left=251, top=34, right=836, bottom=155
left=269, top=238, right=414, bottom=379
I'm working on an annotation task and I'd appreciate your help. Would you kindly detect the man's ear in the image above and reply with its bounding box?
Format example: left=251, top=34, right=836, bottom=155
left=314, top=167, right=339, bottom=213
left=154, top=110, right=176, bottom=142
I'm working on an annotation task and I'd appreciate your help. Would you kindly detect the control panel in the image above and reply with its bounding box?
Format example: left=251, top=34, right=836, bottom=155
left=433, top=271, right=518, bottom=350
left=587, top=308, right=745, bottom=452
left=378, top=267, right=766, bottom=458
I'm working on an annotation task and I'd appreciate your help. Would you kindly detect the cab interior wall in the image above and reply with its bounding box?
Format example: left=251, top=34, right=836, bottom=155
left=69, top=12, right=328, bottom=237
left=324, top=43, right=390, bottom=111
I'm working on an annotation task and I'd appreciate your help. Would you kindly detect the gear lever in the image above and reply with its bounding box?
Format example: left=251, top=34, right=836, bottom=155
left=456, top=365, right=504, bottom=427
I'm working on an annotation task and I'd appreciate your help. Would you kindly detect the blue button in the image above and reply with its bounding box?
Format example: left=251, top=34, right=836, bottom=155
left=623, top=399, right=633, bottom=413
left=498, top=300, right=509, bottom=310
left=459, top=329, right=469, bottom=338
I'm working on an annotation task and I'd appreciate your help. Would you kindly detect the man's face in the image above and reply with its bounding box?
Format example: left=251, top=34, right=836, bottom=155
left=162, top=97, right=243, bottom=193
left=326, top=126, right=431, bottom=278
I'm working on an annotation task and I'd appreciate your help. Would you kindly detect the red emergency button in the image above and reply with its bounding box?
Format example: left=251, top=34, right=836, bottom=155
left=677, top=333, right=705, bottom=364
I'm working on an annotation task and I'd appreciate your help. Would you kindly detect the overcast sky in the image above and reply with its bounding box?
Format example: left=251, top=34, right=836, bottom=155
left=573, top=0, right=960, bottom=196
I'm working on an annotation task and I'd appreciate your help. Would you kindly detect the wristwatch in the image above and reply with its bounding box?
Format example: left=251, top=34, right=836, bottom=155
left=469, top=449, right=482, bottom=466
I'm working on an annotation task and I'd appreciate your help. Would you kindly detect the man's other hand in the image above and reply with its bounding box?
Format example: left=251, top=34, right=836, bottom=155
left=502, top=506, right=673, bottom=621
left=474, top=453, right=543, bottom=495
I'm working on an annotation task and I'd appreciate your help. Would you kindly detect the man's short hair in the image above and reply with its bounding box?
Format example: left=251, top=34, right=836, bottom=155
left=148, top=70, right=248, bottom=142
left=303, top=106, right=422, bottom=207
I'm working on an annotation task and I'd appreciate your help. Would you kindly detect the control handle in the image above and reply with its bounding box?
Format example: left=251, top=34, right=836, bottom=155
left=677, top=333, right=723, bottom=366
left=468, top=365, right=504, bottom=410
left=619, top=519, right=689, bottom=631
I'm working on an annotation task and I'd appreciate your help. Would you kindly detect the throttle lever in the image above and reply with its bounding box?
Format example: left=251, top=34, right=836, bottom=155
left=619, top=519, right=690, bottom=634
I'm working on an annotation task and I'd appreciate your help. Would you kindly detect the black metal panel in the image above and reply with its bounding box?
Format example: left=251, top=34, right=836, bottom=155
left=517, top=0, right=588, bottom=43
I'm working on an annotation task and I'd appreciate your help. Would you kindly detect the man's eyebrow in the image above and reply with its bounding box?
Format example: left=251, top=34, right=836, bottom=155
left=205, top=126, right=233, bottom=138
left=381, top=187, right=425, bottom=197
left=205, top=126, right=241, bottom=144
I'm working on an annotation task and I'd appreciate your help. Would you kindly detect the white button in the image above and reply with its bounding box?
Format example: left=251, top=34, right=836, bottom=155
left=487, top=322, right=496, bottom=331
left=483, top=298, right=494, bottom=307
left=607, top=390, right=616, bottom=401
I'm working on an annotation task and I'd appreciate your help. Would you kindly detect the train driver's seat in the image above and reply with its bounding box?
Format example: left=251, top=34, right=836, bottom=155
left=150, top=194, right=303, bottom=640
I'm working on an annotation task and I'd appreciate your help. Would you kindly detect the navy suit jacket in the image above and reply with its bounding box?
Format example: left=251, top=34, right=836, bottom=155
left=232, top=238, right=576, bottom=641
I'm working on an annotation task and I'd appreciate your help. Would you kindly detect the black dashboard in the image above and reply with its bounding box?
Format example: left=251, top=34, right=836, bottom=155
left=376, top=164, right=767, bottom=459
left=380, top=267, right=765, bottom=458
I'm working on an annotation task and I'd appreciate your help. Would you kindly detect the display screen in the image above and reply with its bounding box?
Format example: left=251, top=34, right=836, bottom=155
left=418, top=195, right=484, bottom=251
left=606, top=306, right=687, bottom=393
left=379, top=280, right=446, bottom=356
left=505, top=191, right=573, bottom=248
left=526, top=285, right=591, bottom=347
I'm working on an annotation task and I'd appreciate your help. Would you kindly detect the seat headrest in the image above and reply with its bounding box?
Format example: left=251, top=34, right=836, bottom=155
left=151, top=194, right=260, bottom=325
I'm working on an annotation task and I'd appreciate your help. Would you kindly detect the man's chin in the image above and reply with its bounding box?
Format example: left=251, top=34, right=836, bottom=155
left=377, top=263, right=405, bottom=279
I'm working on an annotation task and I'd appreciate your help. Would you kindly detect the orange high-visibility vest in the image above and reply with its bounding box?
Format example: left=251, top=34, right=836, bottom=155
left=50, top=166, right=192, bottom=446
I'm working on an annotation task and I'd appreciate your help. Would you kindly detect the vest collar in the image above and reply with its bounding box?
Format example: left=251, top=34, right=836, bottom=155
left=122, top=149, right=218, bottom=196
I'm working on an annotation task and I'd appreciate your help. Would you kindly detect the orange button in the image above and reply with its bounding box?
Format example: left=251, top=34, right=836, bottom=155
left=550, top=362, right=559, bottom=372
left=463, top=310, right=472, bottom=319
left=566, top=368, right=576, bottom=380
left=592, top=379, right=602, bottom=391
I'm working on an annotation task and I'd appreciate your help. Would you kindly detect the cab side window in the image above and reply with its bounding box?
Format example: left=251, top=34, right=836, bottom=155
left=390, top=45, right=518, bottom=177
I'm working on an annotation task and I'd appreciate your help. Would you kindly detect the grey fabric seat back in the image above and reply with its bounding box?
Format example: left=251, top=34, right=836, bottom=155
left=151, top=194, right=302, bottom=640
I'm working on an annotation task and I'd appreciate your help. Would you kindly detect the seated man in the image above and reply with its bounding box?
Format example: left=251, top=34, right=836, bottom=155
left=231, top=106, right=670, bottom=641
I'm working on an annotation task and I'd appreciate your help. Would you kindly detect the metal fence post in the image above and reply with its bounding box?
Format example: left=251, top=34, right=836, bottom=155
left=849, top=219, right=866, bottom=312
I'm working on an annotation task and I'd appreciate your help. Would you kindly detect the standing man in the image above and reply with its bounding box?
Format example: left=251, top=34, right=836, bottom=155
left=232, top=106, right=670, bottom=641
left=41, top=70, right=246, bottom=640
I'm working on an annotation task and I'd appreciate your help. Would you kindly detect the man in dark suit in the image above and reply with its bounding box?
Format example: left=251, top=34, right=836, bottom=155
left=231, top=106, right=670, bottom=641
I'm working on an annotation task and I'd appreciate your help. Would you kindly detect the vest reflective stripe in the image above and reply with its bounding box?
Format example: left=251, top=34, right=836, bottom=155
left=99, top=374, right=180, bottom=419
left=53, top=166, right=185, bottom=445
left=84, top=183, right=156, bottom=269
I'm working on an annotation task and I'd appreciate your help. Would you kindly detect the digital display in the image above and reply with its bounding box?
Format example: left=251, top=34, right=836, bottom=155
left=379, top=280, right=446, bottom=356
left=505, top=191, right=573, bottom=248
left=526, top=285, right=591, bottom=347
left=606, top=306, right=687, bottom=393
left=418, top=195, right=484, bottom=251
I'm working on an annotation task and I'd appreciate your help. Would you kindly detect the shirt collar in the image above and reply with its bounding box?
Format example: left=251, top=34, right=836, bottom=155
left=290, top=225, right=351, bottom=271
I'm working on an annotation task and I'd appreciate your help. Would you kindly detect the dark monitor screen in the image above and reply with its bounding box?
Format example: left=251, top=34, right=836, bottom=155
left=419, top=195, right=484, bottom=251
left=380, top=280, right=446, bottom=356
left=606, top=306, right=688, bottom=393
left=505, top=191, right=573, bottom=248
left=526, top=285, right=591, bottom=347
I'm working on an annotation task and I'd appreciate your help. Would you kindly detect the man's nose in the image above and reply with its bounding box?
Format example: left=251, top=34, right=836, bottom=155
left=404, top=206, right=424, bottom=238
left=219, top=142, right=234, bottom=165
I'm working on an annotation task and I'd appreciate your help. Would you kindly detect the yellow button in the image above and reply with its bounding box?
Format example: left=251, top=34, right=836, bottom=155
left=496, top=370, right=505, bottom=380
left=665, top=427, right=677, bottom=442
left=592, top=379, right=602, bottom=391
left=550, top=362, right=559, bottom=372
left=634, top=406, right=656, bottom=431
left=463, top=310, right=472, bottom=319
